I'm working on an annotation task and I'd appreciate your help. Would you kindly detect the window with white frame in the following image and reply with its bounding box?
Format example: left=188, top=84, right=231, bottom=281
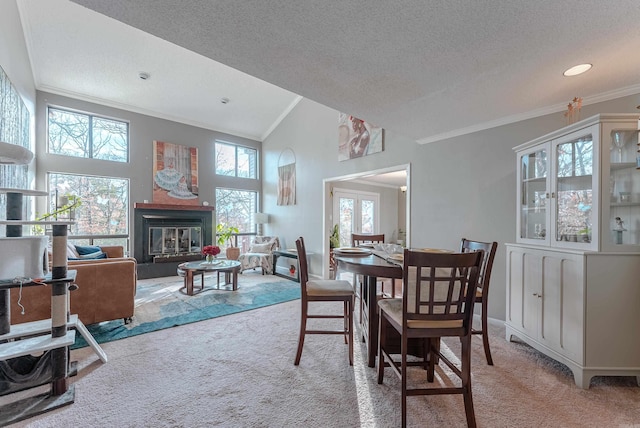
left=215, top=141, right=257, bottom=179
left=48, top=107, right=129, bottom=162
left=215, top=188, right=257, bottom=233
left=48, top=172, right=129, bottom=245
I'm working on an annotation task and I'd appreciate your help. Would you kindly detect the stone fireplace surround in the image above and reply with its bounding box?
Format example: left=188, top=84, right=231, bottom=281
left=133, top=203, right=215, bottom=279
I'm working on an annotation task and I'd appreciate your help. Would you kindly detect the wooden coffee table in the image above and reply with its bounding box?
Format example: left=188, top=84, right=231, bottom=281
left=178, top=260, right=241, bottom=295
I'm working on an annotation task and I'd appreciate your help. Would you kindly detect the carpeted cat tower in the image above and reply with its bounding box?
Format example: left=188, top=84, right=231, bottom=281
left=0, top=141, right=76, bottom=425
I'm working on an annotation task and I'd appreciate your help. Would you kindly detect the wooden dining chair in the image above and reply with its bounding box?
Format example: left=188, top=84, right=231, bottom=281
left=460, top=237, right=498, bottom=365
left=351, top=233, right=385, bottom=247
left=350, top=233, right=390, bottom=322
left=294, top=237, right=354, bottom=365
left=377, top=250, right=483, bottom=428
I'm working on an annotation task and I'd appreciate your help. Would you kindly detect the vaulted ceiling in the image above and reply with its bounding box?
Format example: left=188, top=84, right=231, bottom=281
left=18, top=0, right=640, bottom=144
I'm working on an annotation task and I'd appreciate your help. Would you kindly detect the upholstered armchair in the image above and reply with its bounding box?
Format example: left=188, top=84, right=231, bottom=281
left=238, top=236, right=280, bottom=275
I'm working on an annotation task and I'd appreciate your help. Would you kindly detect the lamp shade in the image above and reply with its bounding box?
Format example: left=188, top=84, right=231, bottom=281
left=254, top=213, right=269, bottom=224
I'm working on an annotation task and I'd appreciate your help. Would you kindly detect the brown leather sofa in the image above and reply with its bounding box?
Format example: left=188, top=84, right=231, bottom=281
left=9, top=246, right=137, bottom=326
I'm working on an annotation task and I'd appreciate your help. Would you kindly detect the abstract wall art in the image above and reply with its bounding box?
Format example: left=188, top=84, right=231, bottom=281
left=338, top=113, right=383, bottom=161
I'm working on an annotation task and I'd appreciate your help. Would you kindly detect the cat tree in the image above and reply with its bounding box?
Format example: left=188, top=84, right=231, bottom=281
left=0, top=141, right=76, bottom=424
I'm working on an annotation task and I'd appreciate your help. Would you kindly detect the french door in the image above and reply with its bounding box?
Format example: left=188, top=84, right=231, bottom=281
left=332, top=189, right=380, bottom=247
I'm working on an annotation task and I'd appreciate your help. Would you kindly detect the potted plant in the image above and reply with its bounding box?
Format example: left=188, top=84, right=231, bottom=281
left=216, top=222, right=240, bottom=260
left=328, top=224, right=340, bottom=279
left=329, top=224, right=340, bottom=249
left=32, top=194, right=82, bottom=235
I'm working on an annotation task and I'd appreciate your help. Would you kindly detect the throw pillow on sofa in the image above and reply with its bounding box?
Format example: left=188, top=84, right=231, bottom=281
left=69, top=245, right=106, bottom=260
left=48, top=241, right=107, bottom=260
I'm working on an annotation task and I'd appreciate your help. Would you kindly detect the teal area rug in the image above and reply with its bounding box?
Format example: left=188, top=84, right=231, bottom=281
left=72, top=274, right=300, bottom=349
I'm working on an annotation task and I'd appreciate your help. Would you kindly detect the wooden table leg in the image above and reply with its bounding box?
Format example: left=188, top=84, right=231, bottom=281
left=186, top=270, right=194, bottom=296
left=232, top=268, right=238, bottom=291
left=367, top=275, right=378, bottom=367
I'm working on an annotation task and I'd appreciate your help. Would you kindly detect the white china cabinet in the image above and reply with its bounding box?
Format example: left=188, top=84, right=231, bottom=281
left=506, top=114, right=640, bottom=389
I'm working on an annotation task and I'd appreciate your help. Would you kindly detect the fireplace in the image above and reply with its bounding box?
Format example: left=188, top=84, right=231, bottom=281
left=134, top=203, right=215, bottom=279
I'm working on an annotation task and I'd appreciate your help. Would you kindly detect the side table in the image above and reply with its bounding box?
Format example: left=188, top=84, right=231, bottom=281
left=272, top=250, right=301, bottom=282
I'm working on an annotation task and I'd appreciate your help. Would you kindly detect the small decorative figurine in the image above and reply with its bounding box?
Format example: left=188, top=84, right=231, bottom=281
left=563, top=97, right=583, bottom=124
left=613, top=217, right=627, bottom=245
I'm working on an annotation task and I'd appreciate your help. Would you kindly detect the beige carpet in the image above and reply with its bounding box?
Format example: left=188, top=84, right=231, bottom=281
left=3, top=275, right=640, bottom=427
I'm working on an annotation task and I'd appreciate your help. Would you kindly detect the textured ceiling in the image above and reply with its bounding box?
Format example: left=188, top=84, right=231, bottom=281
left=20, top=0, right=640, bottom=144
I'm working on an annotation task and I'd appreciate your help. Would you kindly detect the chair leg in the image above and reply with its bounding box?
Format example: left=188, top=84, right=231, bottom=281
left=461, top=335, right=477, bottom=428
left=355, top=275, right=364, bottom=325
left=348, top=297, right=353, bottom=366
left=421, top=338, right=429, bottom=371
left=377, top=312, right=387, bottom=384
left=401, top=335, right=408, bottom=428
left=343, top=301, right=348, bottom=344
left=294, top=301, right=308, bottom=365
left=427, top=338, right=436, bottom=383
left=481, top=299, right=494, bottom=365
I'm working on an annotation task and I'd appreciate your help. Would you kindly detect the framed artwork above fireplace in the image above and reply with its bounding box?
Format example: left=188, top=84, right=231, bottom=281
left=152, top=140, right=199, bottom=205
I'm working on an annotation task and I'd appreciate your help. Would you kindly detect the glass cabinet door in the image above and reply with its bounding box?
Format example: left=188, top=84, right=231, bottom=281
left=607, top=127, right=639, bottom=247
left=519, top=147, right=548, bottom=242
left=553, top=132, right=594, bottom=246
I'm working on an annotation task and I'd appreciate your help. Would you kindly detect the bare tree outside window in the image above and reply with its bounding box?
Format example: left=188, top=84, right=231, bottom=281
left=48, top=107, right=128, bottom=162
left=215, top=188, right=257, bottom=234
left=48, top=173, right=129, bottom=237
left=215, top=141, right=257, bottom=179
left=556, top=139, right=593, bottom=237
left=92, top=117, right=128, bottom=161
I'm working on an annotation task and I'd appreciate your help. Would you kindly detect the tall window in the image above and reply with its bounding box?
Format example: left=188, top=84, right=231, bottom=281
left=215, top=188, right=257, bottom=233
left=48, top=173, right=129, bottom=246
left=215, top=141, right=257, bottom=179
left=48, top=107, right=129, bottom=162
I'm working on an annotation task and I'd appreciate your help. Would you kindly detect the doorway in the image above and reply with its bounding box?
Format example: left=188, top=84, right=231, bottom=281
left=323, top=163, right=410, bottom=278
left=332, top=188, right=380, bottom=247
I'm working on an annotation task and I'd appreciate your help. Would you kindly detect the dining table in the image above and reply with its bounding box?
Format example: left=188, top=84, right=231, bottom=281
left=334, top=250, right=403, bottom=367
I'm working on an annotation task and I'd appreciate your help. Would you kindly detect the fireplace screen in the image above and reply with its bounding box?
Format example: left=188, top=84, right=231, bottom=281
left=149, top=226, right=202, bottom=256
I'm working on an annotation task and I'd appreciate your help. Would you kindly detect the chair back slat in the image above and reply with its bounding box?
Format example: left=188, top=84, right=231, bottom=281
left=295, top=237, right=309, bottom=293
left=403, top=250, right=482, bottom=332
left=351, top=233, right=384, bottom=246
left=460, top=238, right=497, bottom=293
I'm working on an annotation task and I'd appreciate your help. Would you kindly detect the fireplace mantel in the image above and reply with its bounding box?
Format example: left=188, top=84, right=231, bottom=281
left=134, top=202, right=214, bottom=212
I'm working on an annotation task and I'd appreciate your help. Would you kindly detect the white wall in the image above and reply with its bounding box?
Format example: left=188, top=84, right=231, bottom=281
left=263, top=95, right=640, bottom=321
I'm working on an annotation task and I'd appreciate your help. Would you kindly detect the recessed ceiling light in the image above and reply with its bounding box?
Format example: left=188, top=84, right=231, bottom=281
left=138, top=72, right=150, bottom=80
left=220, top=97, right=230, bottom=104
left=563, top=64, right=592, bottom=77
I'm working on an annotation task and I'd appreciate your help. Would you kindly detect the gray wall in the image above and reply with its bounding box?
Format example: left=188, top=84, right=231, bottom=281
left=34, top=91, right=262, bottom=246
left=263, top=96, right=640, bottom=322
